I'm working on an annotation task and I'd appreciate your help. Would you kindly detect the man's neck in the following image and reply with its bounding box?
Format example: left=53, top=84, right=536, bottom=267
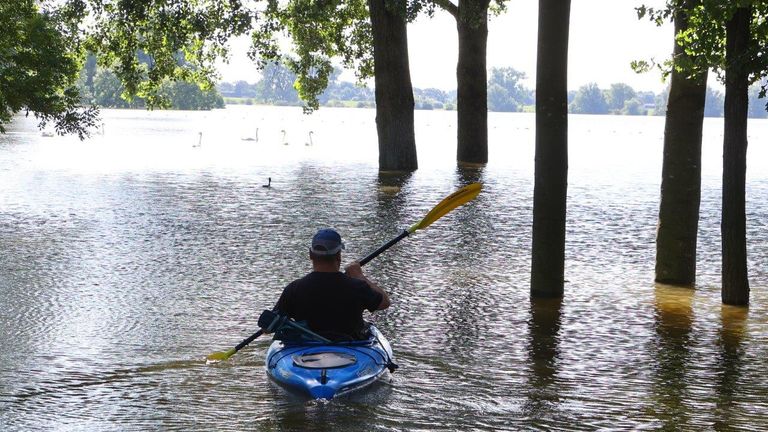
left=312, top=262, right=340, bottom=273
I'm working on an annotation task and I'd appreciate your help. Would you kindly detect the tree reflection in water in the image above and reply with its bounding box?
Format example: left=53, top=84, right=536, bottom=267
left=713, top=304, right=747, bottom=430
left=442, top=166, right=491, bottom=361
left=524, top=297, right=563, bottom=421
left=650, top=284, right=694, bottom=429
left=369, top=170, right=415, bottom=338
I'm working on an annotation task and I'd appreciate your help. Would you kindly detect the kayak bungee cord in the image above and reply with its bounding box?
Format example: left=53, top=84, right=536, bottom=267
left=267, top=340, right=390, bottom=371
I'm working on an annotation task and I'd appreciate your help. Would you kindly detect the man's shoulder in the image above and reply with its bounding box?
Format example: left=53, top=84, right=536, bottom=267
left=297, top=271, right=370, bottom=289
left=283, top=273, right=313, bottom=291
left=346, top=274, right=371, bottom=287
left=288, top=271, right=346, bottom=286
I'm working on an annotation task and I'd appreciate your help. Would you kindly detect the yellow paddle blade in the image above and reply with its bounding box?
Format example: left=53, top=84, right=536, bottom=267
left=206, top=348, right=236, bottom=363
left=408, top=183, right=482, bottom=233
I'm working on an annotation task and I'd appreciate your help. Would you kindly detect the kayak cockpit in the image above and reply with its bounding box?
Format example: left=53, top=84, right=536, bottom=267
left=292, top=352, right=357, bottom=369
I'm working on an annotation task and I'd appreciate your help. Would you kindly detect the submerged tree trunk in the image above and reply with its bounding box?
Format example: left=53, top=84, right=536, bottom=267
left=449, top=0, right=489, bottom=164
left=531, top=0, right=570, bottom=298
left=722, top=6, right=751, bottom=305
left=655, top=0, right=708, bottom=286
left=368, top=0, right=417, bottom=171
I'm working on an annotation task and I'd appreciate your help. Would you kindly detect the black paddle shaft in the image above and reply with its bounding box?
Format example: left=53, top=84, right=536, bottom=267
left=359, top=230, right=410, bottom=266
left=235, top=329, right=263, bottom=351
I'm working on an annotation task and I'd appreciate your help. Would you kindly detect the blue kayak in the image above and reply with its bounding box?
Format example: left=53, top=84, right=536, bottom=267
left=265, top=325, right=396, bottom=400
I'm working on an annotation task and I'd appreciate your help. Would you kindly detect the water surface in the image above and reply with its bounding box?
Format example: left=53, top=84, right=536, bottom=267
left=1, top=106, right=767, bottom=430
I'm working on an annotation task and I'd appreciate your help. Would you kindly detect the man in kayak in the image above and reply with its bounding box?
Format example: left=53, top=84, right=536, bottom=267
left=273, top=228, right=390, bottom=341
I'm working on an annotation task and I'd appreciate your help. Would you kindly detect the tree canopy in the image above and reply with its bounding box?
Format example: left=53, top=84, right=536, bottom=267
left=487, top=67, right=533, bottom=112
left=636, top=1, right=768, bottom=107
left=0, top=0, right=97, bottom=137
left=569, top=83, right=609, bottom=114
left=84, top=0, right=251, bottom=107
left=5, top=1, right=767, bottom=136
left=250, top=0, right=377, bottom=112
left=605, top=83, right=636, bottom=112
left=1, top=0, right=250, bottom=135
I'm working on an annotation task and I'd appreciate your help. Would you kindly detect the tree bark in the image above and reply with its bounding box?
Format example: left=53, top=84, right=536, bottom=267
left=722, top=6, right=751, bottom=305
left=655, top=0, right=708, bottom=286
left=455, top=0, right=490, bottom=165
left=368, top=0, right=418, bottom=171
left=531, top=0, right=570, bottom=298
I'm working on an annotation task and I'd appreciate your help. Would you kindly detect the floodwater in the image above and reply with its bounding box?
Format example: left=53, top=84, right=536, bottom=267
left=1, top=105, right=767, bottom=431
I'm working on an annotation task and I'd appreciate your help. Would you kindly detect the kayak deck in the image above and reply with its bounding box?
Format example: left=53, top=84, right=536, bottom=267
left=265, top=325, right=395, bottom=399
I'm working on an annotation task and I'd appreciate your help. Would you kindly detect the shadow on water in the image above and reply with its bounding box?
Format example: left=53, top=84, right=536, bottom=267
left=370, top=170, right=414, bottom=251
left=649, top=284, right=694, bottom=429
left=454, top=164, right=485, bottom=186
left=376, top=170, right=413, bottom=195
left=366, top=171, right=414, bottom=337
left=523, top=297, right=563, bottom=423
left=713, top=304, right=747, bottom=430
left=441, top=166, right=492, bottom=360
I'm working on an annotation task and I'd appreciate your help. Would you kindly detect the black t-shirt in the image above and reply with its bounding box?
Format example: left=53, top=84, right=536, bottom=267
left=274, top=271, right=383, bottom=340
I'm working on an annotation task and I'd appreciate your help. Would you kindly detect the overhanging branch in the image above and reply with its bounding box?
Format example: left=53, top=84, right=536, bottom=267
left=433, top=0, right=458, bottom=18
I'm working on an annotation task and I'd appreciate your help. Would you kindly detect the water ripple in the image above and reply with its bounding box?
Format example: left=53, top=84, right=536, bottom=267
left=1, top=110, right=767, bottom=430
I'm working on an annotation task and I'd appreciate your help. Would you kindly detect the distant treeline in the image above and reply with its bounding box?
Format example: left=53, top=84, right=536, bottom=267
left=568, top=81, right=768, bottom=118
left=79, top=56, right=767, bottom=118
left=77, top=55, right=224, bottom=110
left=221, top=62, right=768, bottom=118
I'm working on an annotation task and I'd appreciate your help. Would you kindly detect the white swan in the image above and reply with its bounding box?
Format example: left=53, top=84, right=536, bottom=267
left=241, top=128, right=259, bottom=142
left=193, top=131, right=202, bottom=148
left=281, top=129, right=288, bottom=145
left=41, top=131, right=54, bottom=137
left=305, top=131, right=314, bottom=146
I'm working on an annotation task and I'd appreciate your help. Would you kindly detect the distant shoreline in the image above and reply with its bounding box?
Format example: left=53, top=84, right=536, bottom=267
left=221, top=97, right=542, bottom=113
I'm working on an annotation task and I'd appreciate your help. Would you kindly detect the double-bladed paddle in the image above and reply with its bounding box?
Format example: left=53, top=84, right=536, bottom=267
left=359, top=182, right=482, bottom=265
left=206, top=182, right=482, bottom=362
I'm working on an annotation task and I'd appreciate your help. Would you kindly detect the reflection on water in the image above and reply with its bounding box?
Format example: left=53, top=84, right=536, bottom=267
left=650, top=284, right=695, bottom=429
left=524, top=298, right=562, bottom=425
left=650, top=286, right=768, bottom=431
left=1, top=107, right=767, bottom=430
left=713, top=305, right=748, bottom=430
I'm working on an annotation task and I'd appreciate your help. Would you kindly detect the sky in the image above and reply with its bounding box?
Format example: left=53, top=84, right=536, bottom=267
left=216, top=0, right=676, bottom=93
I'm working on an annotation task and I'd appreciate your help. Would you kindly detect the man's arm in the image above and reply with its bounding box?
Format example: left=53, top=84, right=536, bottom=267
left=345, top=262, right=390, bottom=310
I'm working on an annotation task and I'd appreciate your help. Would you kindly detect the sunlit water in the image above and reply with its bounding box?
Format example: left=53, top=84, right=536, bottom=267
left=1, top=106, right=767, bottom=431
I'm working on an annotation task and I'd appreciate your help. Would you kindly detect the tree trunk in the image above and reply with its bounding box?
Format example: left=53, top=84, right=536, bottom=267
left=368, top=0, right=417, bottom=171
left=531, top=0, right=570, bottom=298
left=722, top=6, right=751, bottom=305
left=455, top=0, right=490, bottom=165
left=655, top=0, right=708, bottom=286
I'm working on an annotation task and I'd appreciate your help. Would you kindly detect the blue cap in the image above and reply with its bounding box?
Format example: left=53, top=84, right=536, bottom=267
left=310, top=228, right=345, bottom=255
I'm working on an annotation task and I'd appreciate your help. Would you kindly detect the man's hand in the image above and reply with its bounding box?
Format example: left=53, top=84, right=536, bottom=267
left=345, top=261, right=390, bottom=310
left=345, top=262, right=365, bottom=280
